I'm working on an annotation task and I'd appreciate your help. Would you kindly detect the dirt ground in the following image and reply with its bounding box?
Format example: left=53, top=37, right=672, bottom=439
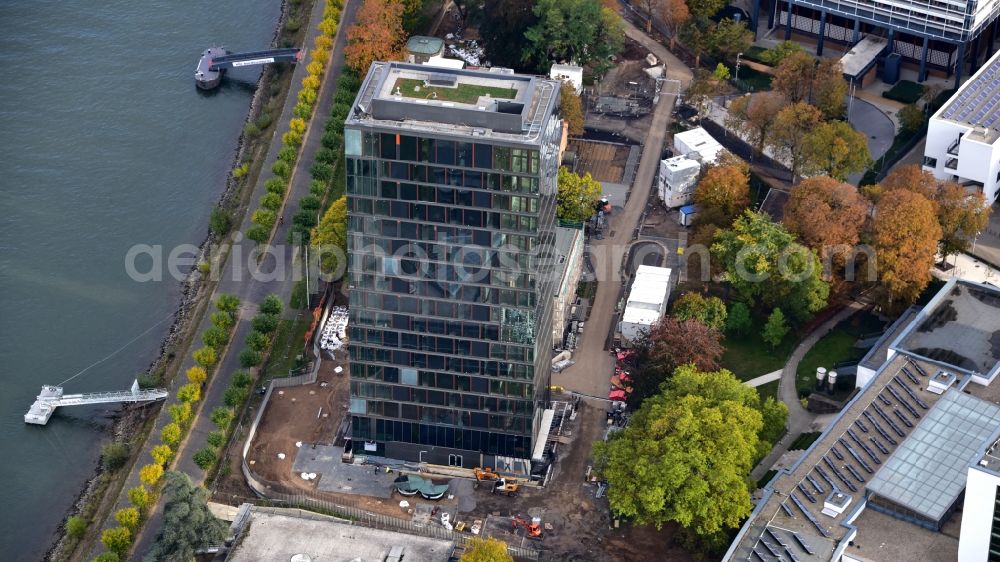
left=568, top=139, right=632, bottom=183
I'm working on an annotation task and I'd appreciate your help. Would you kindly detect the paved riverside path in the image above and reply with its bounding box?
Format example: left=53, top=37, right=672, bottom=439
left=552, top=17, right=692, bottom=398
left=95, top=0, right=362, bottom=558
left=749, top=300, right=867, bottom=481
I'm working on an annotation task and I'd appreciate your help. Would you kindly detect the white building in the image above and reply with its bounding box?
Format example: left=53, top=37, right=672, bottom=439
left=657, top=155, right=701, bottom=208
left=673, top=127, right=723, bottom=164
left=923, top=48, right=1000, bottom=203
left=620, top=265, right=671, bottom=342
left=549, top=64, right=583, bottom=95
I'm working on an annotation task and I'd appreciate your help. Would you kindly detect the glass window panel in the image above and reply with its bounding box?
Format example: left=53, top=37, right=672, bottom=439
left=400, top=135, right=417, bottom=160
left=380, top=133, right=397, bottom=159
left=345, top=129, right=362, bottom=156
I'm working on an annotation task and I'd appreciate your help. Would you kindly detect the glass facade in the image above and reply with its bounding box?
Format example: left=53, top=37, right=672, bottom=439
left=346, top=122, right=561, bottom=462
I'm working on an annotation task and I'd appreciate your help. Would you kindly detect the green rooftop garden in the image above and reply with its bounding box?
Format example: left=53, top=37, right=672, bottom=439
left=392, top=78, right=517, bottom=104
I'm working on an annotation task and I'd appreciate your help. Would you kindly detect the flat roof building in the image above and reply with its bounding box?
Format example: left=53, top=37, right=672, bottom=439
left=923, top=48, right=1000, bottom=203
left=344, top=62, right=563, bottom=467
left=227, top=507, right=455, bottom=562
left=723, top=279, right=1000, bottom=562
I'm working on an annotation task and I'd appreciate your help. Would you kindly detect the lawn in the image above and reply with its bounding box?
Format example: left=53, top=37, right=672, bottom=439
left=755, top=380, right=779, bottom=401
left=264, top=315, right=314, bottom=380
left=795, top=311, right=885, bottom=397
left=789, top=431, right=822, bottom=450
left=882, top=80, right=926, bottom=104
left=392, top=78, right=517, bottom=104
left=721, top=320, right=796, bottom=382
left=735, top=66, right=773, bottom=92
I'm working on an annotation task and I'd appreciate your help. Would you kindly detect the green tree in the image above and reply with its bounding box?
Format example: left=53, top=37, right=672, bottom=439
left=259, top=294, right=283, bottom=316
left=713, top=62, right=730, bottom=81
left=192, top=346, right=218, bottom=369
left=761, top=308, right=789, bottom=349
left=216, top=294, right=240, bottom=314
left=144, top=472, right=228, bottom=562
left=246, top=330, right=271, bottom=353
left=557, top=167, right=602, bottom=223
left=246, top=225, right=270, bottom=245
left=193, top=448, right=217, bottom=470
left=769, top=102, right=824, bottom=181
left=169, top=402, right=191, bottom=426
left=593, top=365, right=762, bottom=535
left=209, top=207, right=232, bottom=237
left=101, top=442, right=130, bottom=472
left=66, top=515, right=87, bottom=539
left=708, top=18, right=753, bottom=61
left=101, top=527, right=131, bottom=557
left=812, top=59, right=848, bottom=119
left=210, top=311, right=234, bottom=331
left=712, top=211, right=829, bottom=322
left=460, top=537, right=514, bottom=562
left=151, top=444, right=174, bottom=467
left=898, top=104, right=926, bottom=134
left=177, top=383, right=201, bottom=404
left=760, top=397, right=789, bottom=447
left=161, top=423, right=182, bottom=448
left=726, top=301, right=752, bottom=336
left=225, top=385, right=251, bottom=408
left=559, top=81, right=584, bottom=136
left=232, top=370, right=254, bottom=389
left=207, top=431, right=226, bottom=448
left=522, top=0, right=623, bottom=73
left=239, top=349, right=263, bottom=368
left=115, top=507, right=140, bottom=531
left=128, top=486, right=150, bottom=512
left=936, top=181, right=990, bottom=262
left=801, top=120, right=872, bottom=181
left=93, top=552, right=120, bottom=562
left=672, top=292, right=728, bottom=331
left=686, top=0, right=725, bottom=18
left=251, top=313, right=280, bottom=334
left=201, top=325, right=229, bottom=349
left=480, top=0, right=538, bottom=68
left=760, top=41, right=802, bottom=65
left=312, top=196, right=348, bottom=274
left=211, top=407, right=236, bottom=430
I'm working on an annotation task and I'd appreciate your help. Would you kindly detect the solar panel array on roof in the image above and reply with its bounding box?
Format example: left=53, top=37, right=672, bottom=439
left=940, top=55, right=1000, bottom=126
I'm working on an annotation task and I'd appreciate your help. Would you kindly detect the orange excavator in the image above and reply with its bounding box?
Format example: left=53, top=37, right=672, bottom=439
left=473, top=467, right=520, bottom=496
left=511, top=516, right=543, bottom=538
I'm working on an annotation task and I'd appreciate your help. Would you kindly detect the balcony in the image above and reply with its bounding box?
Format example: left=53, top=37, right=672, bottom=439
left=947, top=138, right=960, bottom=156
left=945, top=157, right=959, bottom=170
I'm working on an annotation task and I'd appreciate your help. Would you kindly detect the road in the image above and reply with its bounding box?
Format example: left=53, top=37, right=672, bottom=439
left=552, top=18, right=692, bottom=398
left=112, top=0, right=361, bottom=557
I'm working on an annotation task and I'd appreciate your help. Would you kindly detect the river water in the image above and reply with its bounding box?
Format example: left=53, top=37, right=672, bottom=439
left=0, top=0, right=280, bottom=557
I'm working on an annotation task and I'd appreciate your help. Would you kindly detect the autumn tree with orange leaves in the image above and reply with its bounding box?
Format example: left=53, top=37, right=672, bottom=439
left=935, top=182, right=990, bottom=263
left=660, top=0, right=690, bottom=50
left=726, top=91, right=785, bottom=155
left=693, top=161, right=750, bottom=227
left=345, top=0, right=405, bottom=74
left=872, top=189, right=941, bottom=311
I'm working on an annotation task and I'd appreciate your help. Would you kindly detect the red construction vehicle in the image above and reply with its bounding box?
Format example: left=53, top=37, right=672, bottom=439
left=511, top=516, right=543, bottom=538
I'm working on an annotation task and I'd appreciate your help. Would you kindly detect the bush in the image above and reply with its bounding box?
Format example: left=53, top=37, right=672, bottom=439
left=289, top=117, right=307, bottom=134
left=211, top=312, right=235, bottom=332
left=161, top=423, right=182, bottom=447
left=278, top=145, right=299, bottom=163
left=139, top=463, right=164, bottom=486
left=114, top=507, right=140, bottom=531
left=727, top=302, right=753, bottom=336
left=882, top=80, right=926, bottom=104
left=265, top=177, right=288, bottom=195
left=207, top=431, right=226, bottom=448
left=193, top=447, right=218, bottom=470
left=101, top=442, right=130, bottom=472
left=202, top=325, right=229, bottom=349
left=101, top=527, right=131, bottom=557
left=293, top=102, right=313, bottom=119
left=243, top=121, right=261, bottom=138
left=256, top=112, right=273, bottom=130
left=192, top=346, right=218, bottom=369
left=232, top=162, right=250, bottom=178
left=246, top=330, right=271, bottom=353
left=298, top=87, right=318, bottom=106
left=307, top=61, right=326, bottom=76
left=211, top=407, right=236, bottom=430
left=169, top=402, right=191, bottom=426
left=67, top=515, right=87, bottom=539
left=309, top=179, right=327, bottom=198
left=260, top=294, right=283, bottom=315
left=209, top=207, right=232, bottom=237
left=282, top=129, right=303, bottom=147
left=127, top=485, right=150, bottom=511
left=302, top=75, right=321, bottom=90
left=93, top=552, right=121, bottom=562
left=232, top=370, right=254, bottom=389
left=239, top=349, right=263, bottom=368
left=246, top=225, right=270, bottom=244
left=216, top=294, right=240, bottom=314
left=898, top=104, right=926, bottom=134
left=252, top=208, right=277, bottom=228
left=251, top=314, right=280, bottom=335
left=224, top=385, right=250, bottom=408
left=151, top=444, right=174, bottom=466
left=271, top=159, right=291, bottom=179
left=177, top=383, right=201, bottom=403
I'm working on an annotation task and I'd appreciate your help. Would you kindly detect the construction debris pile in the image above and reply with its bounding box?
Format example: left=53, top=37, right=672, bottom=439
left=320, top=307, right=349, bottom=352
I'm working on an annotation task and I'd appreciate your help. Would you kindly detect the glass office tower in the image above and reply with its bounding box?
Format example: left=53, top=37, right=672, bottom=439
left=344, top=62, right=562, bottom=466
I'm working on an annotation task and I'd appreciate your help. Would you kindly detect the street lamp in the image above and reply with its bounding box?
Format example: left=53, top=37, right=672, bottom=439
left=735, top=52, right=743, bottom=83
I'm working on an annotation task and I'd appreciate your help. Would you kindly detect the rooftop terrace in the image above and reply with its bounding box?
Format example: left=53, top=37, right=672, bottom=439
left=347, top=62, right=560, bottom=141
left=936, top=49, right=1000, bottom=139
